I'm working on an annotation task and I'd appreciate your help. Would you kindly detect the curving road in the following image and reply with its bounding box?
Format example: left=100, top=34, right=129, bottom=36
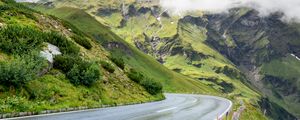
left=11, top=94, right=232, bottom=120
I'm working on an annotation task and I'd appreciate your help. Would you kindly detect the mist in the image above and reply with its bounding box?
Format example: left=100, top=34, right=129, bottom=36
left=159, top=0, right=300, bottom=22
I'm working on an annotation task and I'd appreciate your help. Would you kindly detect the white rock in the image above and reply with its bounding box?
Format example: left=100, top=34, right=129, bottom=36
left=40, top=43, right=62, bottom=63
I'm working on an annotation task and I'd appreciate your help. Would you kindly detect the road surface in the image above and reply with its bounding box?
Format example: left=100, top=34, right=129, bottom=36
left=10, top=94, right=232, bottom=120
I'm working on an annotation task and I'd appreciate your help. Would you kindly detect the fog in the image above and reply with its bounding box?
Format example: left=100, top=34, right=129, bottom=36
left=160, top=0, right=300, bottom=22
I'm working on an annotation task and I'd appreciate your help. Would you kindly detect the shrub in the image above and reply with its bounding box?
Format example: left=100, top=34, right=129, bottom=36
left=0, top=53, right=46, bottom=87
left=71, top=35, right=92, bottom=49
left=53, top=55, right=82, bottom=73
left=44, top=32, right=80, bottom=55
left=0, top=25, right=44, bottom=55
left=140, top=78, right=163, bottom=95
left=54, top=55, right=101, bottom=86
left=66, top=63, right=100, bottom=86
left=100, top=61, right=115, bottom=73
left=127, top=69, right=144, bottom=83
left=110, top=57, right=125, bottom=69
left=127, top=69, right=162, bottom=95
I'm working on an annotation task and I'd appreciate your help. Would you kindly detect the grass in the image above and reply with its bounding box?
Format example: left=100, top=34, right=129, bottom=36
left=31, top=6, right=220, bottom=94
left=0, top=1, right=164, bottom=114
left=261, top=54, right=300, bottom=117
left=28, top=3, right=268, bottom=119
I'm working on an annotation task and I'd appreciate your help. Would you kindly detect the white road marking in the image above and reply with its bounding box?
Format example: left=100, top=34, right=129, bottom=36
left=156, top=107, right=177, bottom=113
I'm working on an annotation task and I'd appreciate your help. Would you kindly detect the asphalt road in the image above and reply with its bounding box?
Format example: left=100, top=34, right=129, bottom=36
left=12, top=94, right=232, bottom=120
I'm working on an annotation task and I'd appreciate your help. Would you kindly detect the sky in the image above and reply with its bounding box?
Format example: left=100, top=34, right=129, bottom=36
left=159, top=0, right=300, bottom=22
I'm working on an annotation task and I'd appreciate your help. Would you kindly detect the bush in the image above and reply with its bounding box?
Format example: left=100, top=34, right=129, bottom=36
left=71, top=35, right=92, bottom=49
left=127, top=69, right=162, bottom=95
left=53, top=55, right=82, bottom=73
left=127, top=69, right=144, bottom=83
left=110, top=57, right=125, bottom=69
left=0, top=53, right=46, bottom=87
left=100, top=61, right=115, bottom=73
left=44, top=32, right=80, bottom=55
left=54, top=55, right=101, bottom=86
left=66, top=63, right=100, bottom=86
left=140, top=78, right=163, bottom=95
left=0, top=25, right=44, bottom=55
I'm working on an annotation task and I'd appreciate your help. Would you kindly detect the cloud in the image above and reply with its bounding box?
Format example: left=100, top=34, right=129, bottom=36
left=159, top=0, right=300, bottom=22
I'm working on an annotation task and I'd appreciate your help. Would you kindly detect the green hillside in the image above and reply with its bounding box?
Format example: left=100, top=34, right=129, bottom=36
left=0, top=0, right=164, bottom=114
left=34, top=7, right=218, bottom=94
left=25, top=2, right=272, bottom=119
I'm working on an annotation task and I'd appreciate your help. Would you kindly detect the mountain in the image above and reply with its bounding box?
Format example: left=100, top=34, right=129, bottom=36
left=25, top=0, right=300, bottom=119
left=0, top=0, right=227, bottom=117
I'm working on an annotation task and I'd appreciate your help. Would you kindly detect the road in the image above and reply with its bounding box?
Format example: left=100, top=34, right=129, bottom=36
left=11, top=94, right=232, bottom=120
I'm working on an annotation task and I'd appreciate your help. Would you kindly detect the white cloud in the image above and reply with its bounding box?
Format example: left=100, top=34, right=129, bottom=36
left=160, top=0, right=300, bottom=22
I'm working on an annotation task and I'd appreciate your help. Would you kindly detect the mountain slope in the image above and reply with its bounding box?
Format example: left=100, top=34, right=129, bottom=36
left=24, top=1, right=275, bottom=120
left=0, top=0, right=164, bottom=114
left=28, top=0, right=300, bottom=119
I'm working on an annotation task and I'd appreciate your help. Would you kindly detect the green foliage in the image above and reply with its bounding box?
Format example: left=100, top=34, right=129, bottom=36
left=66, top=63, right=100, bottom=86
left=0, top=96, right=32, bottom=113
left=53, top=55, right=82, bottom=73
left=71, top=35, right=92, bottom=49
left=110, top=56, right=125, bottom=69
left=127, top=69, right=144, bottom=83
left=0, top=0, right=38, bottom=20
left=140, top=78, right=163, bottom=95
left=127, top=69, right=162, bottom=95
left=54, top=55, right=101, bottom=86
left=44, top=32, right=80, bottom=55
left=0, top=25, right=43, bottom=55
left=0, top=53, right=46, bottom=87
left=100, top=61, right=115, bottom=73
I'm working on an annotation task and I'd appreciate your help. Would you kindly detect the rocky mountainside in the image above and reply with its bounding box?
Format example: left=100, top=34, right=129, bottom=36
left=24, top=0, right=300, bottom=119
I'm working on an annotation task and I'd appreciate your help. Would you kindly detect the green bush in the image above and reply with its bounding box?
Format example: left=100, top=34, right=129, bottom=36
left=127, top=69, right=162, bottom=95
left=66, top=63, right=100, bottom=86
left=71, top=35, right=92, bottom=49
left=0, top=96, right=32, bottom=113
left=127, top=69, right=144, bottom=83
left=140, top=78, right=163, bottom=95
left=0, top=53, right=46, bottom=87
left=53, top=55, right=82, bottom=73
left=110, top=57, right=125, bottom=69
left=0, top=25, right=44, bottom=55
left=100, top=61, right=115, bottom=73
left=44, top=32, right=80, bottom=55
left=54, top=55, right=101, bottom=86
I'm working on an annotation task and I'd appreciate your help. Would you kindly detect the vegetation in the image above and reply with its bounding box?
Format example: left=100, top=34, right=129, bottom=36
left=140, top=78, right=163, bottom=95
left=0, top=53, right=46, bottom=87
left=38, top=7, right=220, bottom=94
left=44, top=32, right=80, bottom=55
left=66, top=63, right=100, bottom=86
left=100, top=61, right=115, bottom=73
left=53, top=55, right=101, bottom=86
left=0, top=0, right=163, bottom=115
left=109, top=56, right=125, bottom=70
left=0, top=25, right=43, bottom=55
left=127, top=69, right=162, bottom=95
left=71, top=35, right=92, bottom=49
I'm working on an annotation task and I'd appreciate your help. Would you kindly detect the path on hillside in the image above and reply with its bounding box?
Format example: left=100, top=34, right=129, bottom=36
left=11, top=94, right=232, bottom=120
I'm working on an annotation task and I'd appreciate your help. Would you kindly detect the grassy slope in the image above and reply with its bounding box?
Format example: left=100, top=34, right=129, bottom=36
left=261, top=55, right=300, bottom=117
left=33, top=6, right=218, bottom=94
left=0, top=0, right=162, bottom=113
left=28, top=2, right=267, bottom=119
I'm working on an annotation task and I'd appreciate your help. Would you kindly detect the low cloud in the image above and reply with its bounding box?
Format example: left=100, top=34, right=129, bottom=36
left=160, top=0, right=300, bottom=22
